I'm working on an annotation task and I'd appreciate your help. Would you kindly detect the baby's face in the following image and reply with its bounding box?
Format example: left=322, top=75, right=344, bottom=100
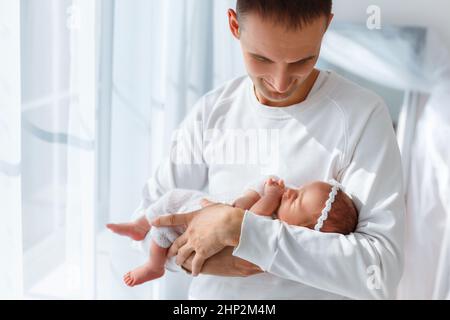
left=277, top=181, right=331, bottom=227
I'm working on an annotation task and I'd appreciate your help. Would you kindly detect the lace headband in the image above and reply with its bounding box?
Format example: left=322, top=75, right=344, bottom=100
left=314, top=180, right=342, bottom=231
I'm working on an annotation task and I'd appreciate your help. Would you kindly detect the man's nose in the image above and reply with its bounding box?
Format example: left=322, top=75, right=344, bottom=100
left=272, top=67, right=292, bottom=93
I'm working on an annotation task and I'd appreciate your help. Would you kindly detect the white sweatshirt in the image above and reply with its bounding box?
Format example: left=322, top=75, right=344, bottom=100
left=134, top=70, right=405, bottom=300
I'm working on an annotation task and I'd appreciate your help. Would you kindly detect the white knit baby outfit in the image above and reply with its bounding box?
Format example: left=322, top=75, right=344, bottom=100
left=145, top=189, right=212, bottom=248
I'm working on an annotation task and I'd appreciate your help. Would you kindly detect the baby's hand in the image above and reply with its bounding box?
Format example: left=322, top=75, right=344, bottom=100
left=264, top=178, right=285, bottom=198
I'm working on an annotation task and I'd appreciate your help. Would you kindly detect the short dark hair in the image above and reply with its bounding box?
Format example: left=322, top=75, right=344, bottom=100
left=236, top=0, right=333, bottom=31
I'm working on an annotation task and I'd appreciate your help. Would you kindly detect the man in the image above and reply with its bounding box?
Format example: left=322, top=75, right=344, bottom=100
left=145, top=0, right=405, bottom=299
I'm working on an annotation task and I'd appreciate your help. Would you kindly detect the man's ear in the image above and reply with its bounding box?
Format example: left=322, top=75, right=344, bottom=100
left=228, top=8, right=241, bottom=39
left=325, top=13, right=334, bottom=31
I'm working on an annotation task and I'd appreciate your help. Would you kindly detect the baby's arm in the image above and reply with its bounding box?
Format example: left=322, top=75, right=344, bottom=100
left=232, top=190, right=261, bottom=210
left=249, top=178, right=285, bottom=217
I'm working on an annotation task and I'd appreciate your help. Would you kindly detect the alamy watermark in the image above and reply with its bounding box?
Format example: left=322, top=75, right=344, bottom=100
left=169, top=122, right=281, bottom=174
left=66, top=4, right=81, bottom=31
left=366, top=5, right=382, bottom=30
left=366, top=265, right=382, bottom=290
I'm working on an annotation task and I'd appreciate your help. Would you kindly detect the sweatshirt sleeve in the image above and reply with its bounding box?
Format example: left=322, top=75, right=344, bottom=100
left=233, top=102, right=405, bottom=299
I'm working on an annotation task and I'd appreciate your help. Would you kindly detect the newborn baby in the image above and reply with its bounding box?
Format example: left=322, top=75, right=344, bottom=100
left=107, top=176, right=358, bottom=287
left=237, top=176, right=358, bottom=234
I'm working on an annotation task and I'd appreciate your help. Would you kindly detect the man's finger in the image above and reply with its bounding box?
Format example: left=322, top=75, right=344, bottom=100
left=181, top=265, right=192, bottom=275
left=151, top=211, right=196, bottom=227
left=168, top=233, right=188, bottom=258
left=181, top=253, right=195, bottom=275
left=176, top=244, right=195, bottom=266
left=191, top=253, right=206, bottom=277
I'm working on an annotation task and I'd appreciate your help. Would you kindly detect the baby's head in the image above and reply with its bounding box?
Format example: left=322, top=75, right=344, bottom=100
left=277, top=181, right=358, bottom=235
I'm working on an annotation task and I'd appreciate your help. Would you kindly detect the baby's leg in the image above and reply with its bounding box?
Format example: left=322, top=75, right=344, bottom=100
left=106, top=215, right=151, bottom=241
left=123, top=240, right=168, bottom=287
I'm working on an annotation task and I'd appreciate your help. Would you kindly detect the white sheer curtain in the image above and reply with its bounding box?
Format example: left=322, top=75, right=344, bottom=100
left=401, top=31, right=450, bottom=299
left=107, top=0, right=244, bottom=299
left=0, top=0, right=244, bottom=299
left=0, top=0, right=96, bottom=301
left=65, top=0, right=97, bottom=298
left=322, top=23, right=450, bottom=299
left=13, top=0, right=97, bottom=299
left=0, top=0, right=23, bottom=299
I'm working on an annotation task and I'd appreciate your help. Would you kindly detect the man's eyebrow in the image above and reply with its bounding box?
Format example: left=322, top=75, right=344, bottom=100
left=250, top=53, right=275, bottom=62
left=250, top=53, right=316, bottom=64
left=292, top=55, right=316, bottom=63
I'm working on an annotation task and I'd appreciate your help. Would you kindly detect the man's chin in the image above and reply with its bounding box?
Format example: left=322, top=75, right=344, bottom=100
left=261, top=86, right=294, bottom=101
left=270, top=93, right=291, bottom=101
left=261, top=91, right=291, bottom=103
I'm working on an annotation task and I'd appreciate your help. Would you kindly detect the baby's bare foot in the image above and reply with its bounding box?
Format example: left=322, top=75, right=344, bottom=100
left=123, top=265, right=165, bottom=287
left=106, top=222, right=148, bottom=241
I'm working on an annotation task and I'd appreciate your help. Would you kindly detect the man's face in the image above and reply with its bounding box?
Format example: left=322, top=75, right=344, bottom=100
left=230, top=11, right=331, bottom=106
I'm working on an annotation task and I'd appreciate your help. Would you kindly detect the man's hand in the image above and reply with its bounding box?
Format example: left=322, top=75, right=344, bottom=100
left=150, top=202, right=245, bottom=276
left=182, top=247, right=263, bottom=277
